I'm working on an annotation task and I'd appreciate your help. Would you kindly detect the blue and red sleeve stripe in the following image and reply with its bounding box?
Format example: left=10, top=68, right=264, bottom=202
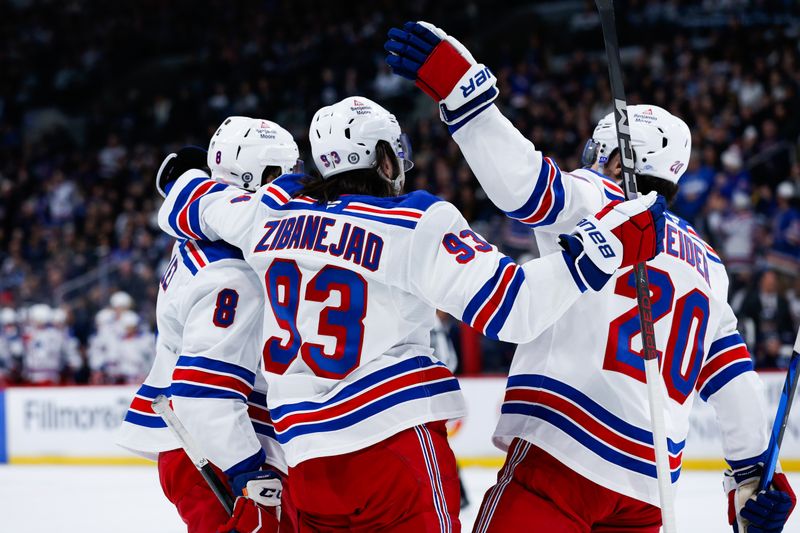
left=166, top=177, right=228, bottom=240
left=171, top=356, right=256, bottom=402
left=248, top=390, right=277, bottom=440
left=696, top=332, right=753, bottom=401
left=462, top=257, right=526, bottom=339
left=505, top=157, right=565, bottom=228
left=123, top=384, right=170, bottom=428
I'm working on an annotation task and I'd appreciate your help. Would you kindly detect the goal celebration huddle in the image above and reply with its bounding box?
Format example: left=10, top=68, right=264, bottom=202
left=115, top=18, right=796, bottom=533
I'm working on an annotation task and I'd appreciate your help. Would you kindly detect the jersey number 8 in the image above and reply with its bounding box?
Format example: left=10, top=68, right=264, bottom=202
left=212, top=289, right=239, bottom=328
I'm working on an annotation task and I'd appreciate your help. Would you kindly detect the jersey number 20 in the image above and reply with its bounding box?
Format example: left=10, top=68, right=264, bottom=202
left=264, top=259, right=367, bottom=379
left=604, top=266, right=710, bottom=404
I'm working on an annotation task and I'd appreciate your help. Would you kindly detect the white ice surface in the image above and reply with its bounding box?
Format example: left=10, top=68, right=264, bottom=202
left=0, top=465, right=798, bottom=532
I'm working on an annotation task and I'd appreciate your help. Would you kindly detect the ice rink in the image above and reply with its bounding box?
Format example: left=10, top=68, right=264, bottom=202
left=1, top=465, right=799, bottom=532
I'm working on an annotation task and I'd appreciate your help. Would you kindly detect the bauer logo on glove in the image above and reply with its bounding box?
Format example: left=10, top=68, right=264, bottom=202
left=574, top=218, right=616, bottom=259
left=560, top=191, right=666, bottom=292
left=461, top=67, right=493, bottom=98
left=385, top=21, right=498, bottom=129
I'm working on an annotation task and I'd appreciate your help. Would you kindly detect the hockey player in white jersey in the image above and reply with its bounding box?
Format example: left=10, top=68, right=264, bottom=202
left=52, top=306, right=81, bottom=380
left=117, top=116, right=300, bottom=533
left=385, top=21, right=796, bottom=532
left=90, top=309, right=151, bottom=384
left=0, top=307, right=23, bottom=384
left=88, top=308, right=115, bottom=383
left=105, top=310, right=154, bottom=384
left=109, top=291, right=134, bottom=333
left=157, top=95, right=666, bottom=531
left=22, top=304, right=76, bottom=384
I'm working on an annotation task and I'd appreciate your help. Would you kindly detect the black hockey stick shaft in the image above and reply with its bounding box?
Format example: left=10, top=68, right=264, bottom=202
left=152, top=395, right=235, bottom=515
left=595, top=2, right=676, bottom=531
left=594, top=1, right=658, bottom=364
left=198, top=463, right=236, bottom=516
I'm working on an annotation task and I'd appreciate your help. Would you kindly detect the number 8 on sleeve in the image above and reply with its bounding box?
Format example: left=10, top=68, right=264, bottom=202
left=213, top=288, right=239, bottom=328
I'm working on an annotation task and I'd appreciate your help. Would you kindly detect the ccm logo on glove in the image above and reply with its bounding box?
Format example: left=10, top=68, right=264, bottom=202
left=255, top=486, right=281, bottom=500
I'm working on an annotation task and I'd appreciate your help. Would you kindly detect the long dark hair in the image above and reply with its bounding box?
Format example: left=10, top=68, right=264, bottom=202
left=298, top=141, right=400, bottom=203
left=605, top=149, right=680, bottom=204
left=637, top=174, right=679, bottom=204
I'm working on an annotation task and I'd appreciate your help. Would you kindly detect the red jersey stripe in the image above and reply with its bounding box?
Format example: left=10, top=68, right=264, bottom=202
left=172, top=368, right=252, bottom=397
left=273, top=366, right=453, bottom=432
left=472, top=264, right=518, bottom=334
left=505, top=388, right=681, bottom=469
left=178, top=181, right=216, bottom=239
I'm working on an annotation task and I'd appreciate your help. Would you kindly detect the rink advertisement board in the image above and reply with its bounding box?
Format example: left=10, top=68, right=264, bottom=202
left=2, top=385, right=145, bottom=464
left=0, top=373, right=798, bottom=468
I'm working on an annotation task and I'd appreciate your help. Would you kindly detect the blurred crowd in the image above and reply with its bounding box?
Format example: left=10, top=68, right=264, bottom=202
left=0, top=291, right=153, bottom=386
left=1, top=1, right=800, bottom=384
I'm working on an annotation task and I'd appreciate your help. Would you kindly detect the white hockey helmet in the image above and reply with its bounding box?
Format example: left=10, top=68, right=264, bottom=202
left=0, top=307, right=17, bottom=325
left=110, top=291, right=133, bottom=310
left=309, top=96, right=413, bottom=193
left=582, top=105, right=692, bottom=184
left=28, top=304, right=52, bottom=326
left=120, top=310, right=139, bottom=330
left=95, top=308, right=115, bottom=329
left=208, top=116, right=300, bottom=192
left=52, top=307, right=68, bottom=326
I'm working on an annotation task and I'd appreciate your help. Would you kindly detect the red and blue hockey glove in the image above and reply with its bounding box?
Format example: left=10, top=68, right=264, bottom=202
left=559, top=192, right=666, bottom=291
left=385, top=21, right=498, bottom=130
left=156, top=146, right=209, bottom=197
left=724, top=463, right=796, bottom=533
left=218, top=469, right=283, bottom=533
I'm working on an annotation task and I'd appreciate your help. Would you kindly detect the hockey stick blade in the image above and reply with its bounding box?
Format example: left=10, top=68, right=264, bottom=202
left=152, top=395, right=235, bottom=515
left=759, top=331, right=800, bottom=491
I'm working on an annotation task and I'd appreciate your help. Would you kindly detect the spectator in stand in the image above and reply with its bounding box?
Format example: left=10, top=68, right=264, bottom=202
left=787, top=275, right=800, bottom=330
left=738, top=270, right=796, bottom=362
left=1, top=0, right=800, bottom=374
left=706, top=192, right=757, bottom=276
left=672, top=148, right=715, bottom=224
left=757, top=333, right=791, bottom=370
left=770, top=181, right=800, bottom=270
left=716, top=146, right=751, bottom=201
left=97, top=134, right=128, bottom=179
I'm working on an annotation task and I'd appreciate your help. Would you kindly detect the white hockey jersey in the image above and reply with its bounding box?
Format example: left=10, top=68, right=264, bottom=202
left=116, top=239, right=286, bottom=476
left=23, top=326, right=74, bottom=383
left=0, top=328, right=23, bottom=378
left=158, top=172, right=593, bottom=467
left=105, top=330, right=155, bottom=384
left=88, top=327, right=115, bottom=375
left=452, top=105, right=768, bottom=506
